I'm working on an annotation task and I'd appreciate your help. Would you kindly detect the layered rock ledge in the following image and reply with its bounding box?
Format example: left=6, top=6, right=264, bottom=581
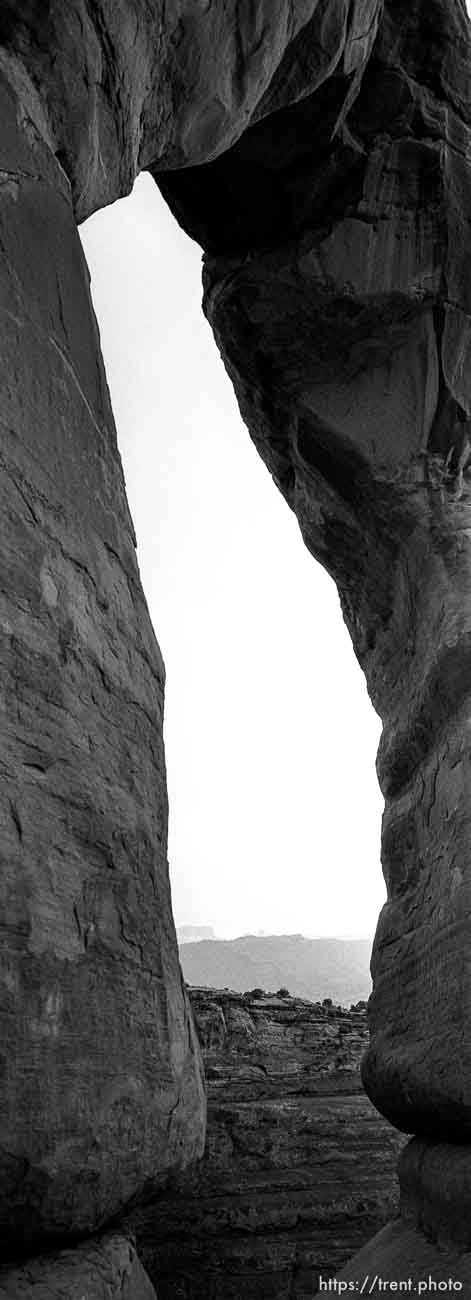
left=128, top=989, right=404, bottom=1299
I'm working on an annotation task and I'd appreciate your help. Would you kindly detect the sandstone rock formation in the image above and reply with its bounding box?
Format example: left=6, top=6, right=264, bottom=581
left=0, top=44, right=204, bottom=1262
left=0, top=1233, right=157, bottom=1300
left=2, top=0, right=471, bottom=1285
left=129, top=990, right=404, bottom=1299
left=0, top=2, right=382, bottom=221
left=156, top=0, right=471, bottom=1143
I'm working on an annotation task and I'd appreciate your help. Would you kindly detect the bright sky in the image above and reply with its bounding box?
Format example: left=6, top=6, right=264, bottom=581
left=80, top=173, right=386, bottom=942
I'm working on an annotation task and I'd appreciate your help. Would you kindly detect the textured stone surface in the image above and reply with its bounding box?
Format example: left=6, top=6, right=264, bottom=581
left=0, top=1234, right=157, bottom=1300
left=128, top=990, right=404, bottom=1299
left=0, top=57, right=204, bottom=1259
left=154, top=0, right=471, bottom=1140
left=0, top=2, right=381, bottom=221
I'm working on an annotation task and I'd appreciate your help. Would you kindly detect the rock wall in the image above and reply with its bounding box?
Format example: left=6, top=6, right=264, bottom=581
left=153, top=9, right=471, bottom=1264
left=129, top=990, right=404, bottom=1299
left=0, top=2, right=381, bottom=221
left=156, top=0, right=471, bottom=1143
left=0, top=51, right=204, bottom=1262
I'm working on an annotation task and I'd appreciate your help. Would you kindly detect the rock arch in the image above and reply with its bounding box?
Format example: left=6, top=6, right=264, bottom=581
left=1, top=0, right=471, bottom=1275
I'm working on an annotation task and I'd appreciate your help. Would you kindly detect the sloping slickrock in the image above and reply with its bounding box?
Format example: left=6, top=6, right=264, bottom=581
left=0, top=55, right=204, bottom=1260
left=129, top=990, right=404, bottom=1300
left=0, top=1234, right=157, bottom=1300
left=335, top=1222, right=471, bottom=1293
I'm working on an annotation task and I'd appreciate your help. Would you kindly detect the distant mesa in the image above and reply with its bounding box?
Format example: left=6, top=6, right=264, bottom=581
left=178, top=931, right=372, bottom=1007
left=177, top=924, right=217, bottom=944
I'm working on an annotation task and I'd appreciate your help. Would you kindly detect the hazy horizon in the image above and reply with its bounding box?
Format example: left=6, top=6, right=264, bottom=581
left=81, top=174, right=387, bottom=945
left=177, top=923, right=374, bottom=942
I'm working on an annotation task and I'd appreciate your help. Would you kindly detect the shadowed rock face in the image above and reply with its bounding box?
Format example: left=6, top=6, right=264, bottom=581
left=0, top=48, right=205, bottom=1260
left=130, top=990, right=404, bottom=1300
left=0, top=2, right=381, bottom=220
left=156, top=0, right=471, bottom=1144
left=2, top=0, right=471, bottom=1274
